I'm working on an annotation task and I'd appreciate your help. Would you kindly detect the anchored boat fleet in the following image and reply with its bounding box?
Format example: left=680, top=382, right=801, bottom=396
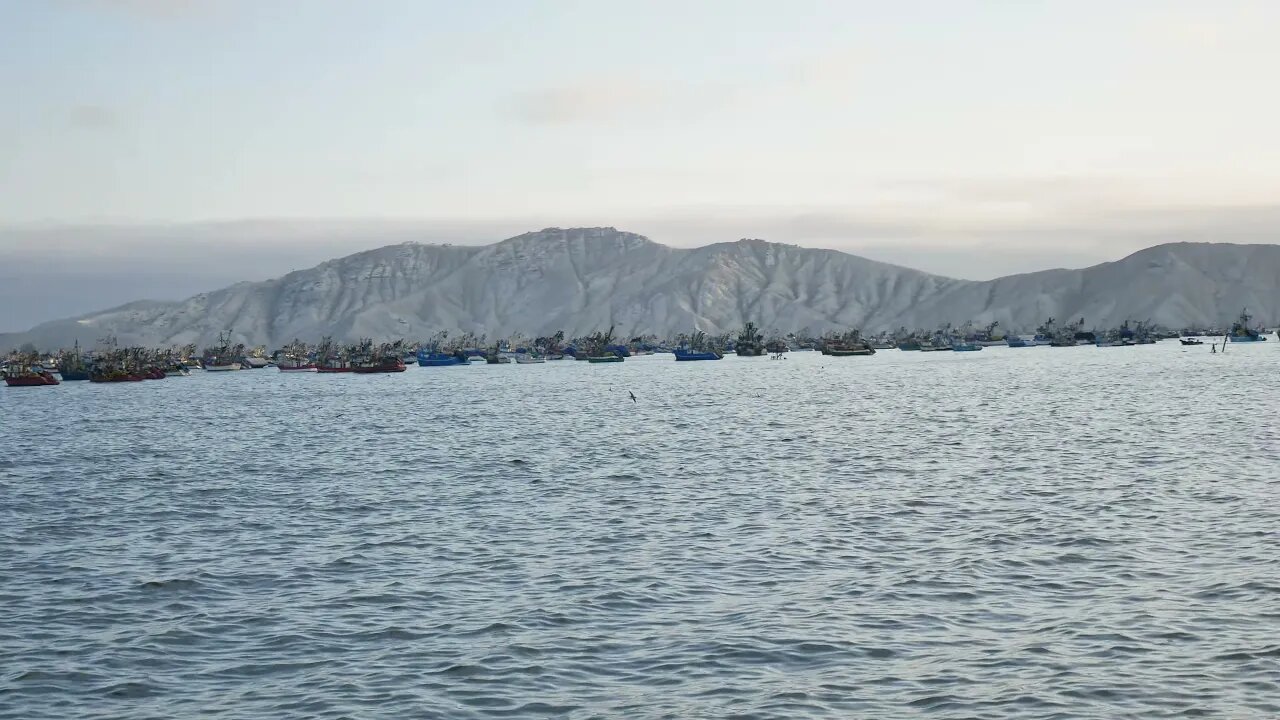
left=3, top=310, right=1274, bottom=387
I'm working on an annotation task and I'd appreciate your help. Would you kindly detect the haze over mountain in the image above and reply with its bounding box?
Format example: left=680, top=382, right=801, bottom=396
left=3, top=227, right=1277, bottom=351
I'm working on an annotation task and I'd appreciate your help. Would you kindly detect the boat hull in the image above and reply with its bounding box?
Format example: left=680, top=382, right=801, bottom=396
left=278, top=365, right=318, bottom=372
left=1228, top=336, right=1266, bottom=342
left=827, top=348, right=875, bottom=356
left=417, top=353, right=463, bottom=366
left=205, top=363, right=242, bottom=372
left=587, top=356, right=624, bottom=363
left=674, top=351, right=722, bottom=361
left=5, top=374, right=60, bottom=386
left=316, top=366, right=353, bottom=373
left=352, top=362, right=406, bottom=373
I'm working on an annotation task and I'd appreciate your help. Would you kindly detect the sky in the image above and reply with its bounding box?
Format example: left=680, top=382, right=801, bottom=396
left=2, top=0, right=1279, bottom=329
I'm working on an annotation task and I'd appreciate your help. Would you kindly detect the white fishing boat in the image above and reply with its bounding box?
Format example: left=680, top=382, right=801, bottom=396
left=514, top=353, right=545, bottom=364
left=204, top=362, right=242, bottom=372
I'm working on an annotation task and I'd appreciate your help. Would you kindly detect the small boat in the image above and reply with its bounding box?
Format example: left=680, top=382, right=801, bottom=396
left=587, top=355, right=624, bottom=363
left=734, top=322, right=767, bottom=356
left=950, top=342, right=982, bottom=352
left=90, top=371, right=144, bottom=383
left=352, top=358, right=407, bottom=373
left=57, top=341, right=91, bottom=381
left=240, top=356, right=270, bottom=369
left=827, top=347, right=875, bottom=356
left=417, top=351, right=463, bottom=367
left=673, top=348, right=722, bottom=361
left=277, top=357, right=318, bottom=372
left=4, top=367, right=60, bottom=387
left=896, top=341, right=922, bottom=351
left=1227, top=309, right=1267, bottom=342
left=514, top=353, right=546, bottom=364
left=1004, top=336, right=1029, bottom=348
left=1179, top=338, right=1204, bottom=346
left=204, top=362, right=243, bottom=372
left=165, top=367, right=191, bottom=377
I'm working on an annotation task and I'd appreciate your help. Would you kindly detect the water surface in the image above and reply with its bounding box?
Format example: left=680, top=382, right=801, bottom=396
left=3, top=344, right=1278, bottom=718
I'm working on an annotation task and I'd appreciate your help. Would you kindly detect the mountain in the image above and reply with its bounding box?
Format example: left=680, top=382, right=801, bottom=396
left=3, top=228, right=1278, bottom=350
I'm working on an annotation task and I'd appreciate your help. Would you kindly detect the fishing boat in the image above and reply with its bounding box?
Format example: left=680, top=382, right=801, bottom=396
left=4, top=362, right=60, bottom=386
left=275, top=339, right=317, bottom=372
left=417, top=351, right=463, bottom=367
left=1179, top=338, right=1204, bottom=346
left=203, top=331, right=244, bottom=371
left=827, top=347, right=875, bottom=356
left=674, top=331, right=723, bottom=361
left=734, top=322, right=767, bottom=356
left=56, top=341, right=91, bottom=381
left=165, top=366, right=191, bottom=377
left=1004, top=336, right=1029, bottom=348
left=514, top=353, right=545, bottom=364
left=90, top=369, right=144, bottom=383
left=674, top=348, right=722, bottom=361
left=1227, top=309, right=1267, bottom=342
left=352, top=357, right=406, bottom=373
left=896, top=340, right=922, bottom=351
left=951, top=342, right=982, bottom=351
left=587, top=353, right=624, bottom=363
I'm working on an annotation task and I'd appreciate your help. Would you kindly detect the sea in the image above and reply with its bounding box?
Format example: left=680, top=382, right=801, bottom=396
left=2, top=343, right=1278, bottom=719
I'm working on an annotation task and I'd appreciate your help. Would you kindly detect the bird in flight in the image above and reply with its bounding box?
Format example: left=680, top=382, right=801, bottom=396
left=629, top=391, right=637, bottom=403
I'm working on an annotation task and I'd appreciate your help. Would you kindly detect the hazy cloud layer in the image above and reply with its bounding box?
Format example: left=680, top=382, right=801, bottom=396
left=3, top=196, right=1276, bottom=331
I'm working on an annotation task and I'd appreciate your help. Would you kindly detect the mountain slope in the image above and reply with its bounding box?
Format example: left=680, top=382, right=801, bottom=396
left=3, top=229, right=1277, bottom=350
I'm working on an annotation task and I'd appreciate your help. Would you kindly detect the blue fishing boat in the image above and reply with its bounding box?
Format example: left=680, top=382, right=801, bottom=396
left=1227, top=308, right=1267, bottom=342
left=417, top=351, right=462, bottom=367
left=674, top=348, right=722, bottom=361
left=951, top=341, right=982, bottom=352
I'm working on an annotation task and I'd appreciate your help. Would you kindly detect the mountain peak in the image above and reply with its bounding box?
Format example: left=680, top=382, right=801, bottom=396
left=3, top=233, right=1277, bottom=350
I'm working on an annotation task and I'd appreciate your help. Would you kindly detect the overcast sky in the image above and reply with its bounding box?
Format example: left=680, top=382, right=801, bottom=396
left=2, top=0, right=1278, bottom=329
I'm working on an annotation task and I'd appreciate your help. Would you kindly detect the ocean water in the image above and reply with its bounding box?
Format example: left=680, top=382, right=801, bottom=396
left=2, top=343, right=1278, bottom=719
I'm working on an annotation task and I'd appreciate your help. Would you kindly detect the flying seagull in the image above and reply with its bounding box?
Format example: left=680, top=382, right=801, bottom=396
left=629, top=391, right=637, bottom=403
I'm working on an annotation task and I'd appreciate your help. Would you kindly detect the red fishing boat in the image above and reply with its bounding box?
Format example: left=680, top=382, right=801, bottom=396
left=4, top=365, right=60, bottom=386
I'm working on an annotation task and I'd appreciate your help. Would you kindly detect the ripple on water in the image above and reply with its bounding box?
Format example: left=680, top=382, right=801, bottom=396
left=1, top=346, right=1278, bottom=718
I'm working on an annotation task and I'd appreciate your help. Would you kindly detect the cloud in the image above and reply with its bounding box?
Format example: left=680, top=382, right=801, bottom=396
left=504, top=52, right=862, bottom=127
left=68, top=0, right=200, bottom=17
left=504, top=79, right=665, bottom=125
left=67, top=104, right=120, bottom=131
